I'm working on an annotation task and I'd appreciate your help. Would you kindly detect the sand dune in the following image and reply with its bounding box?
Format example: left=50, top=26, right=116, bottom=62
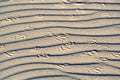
left=0, top=0, right=120, bottom=80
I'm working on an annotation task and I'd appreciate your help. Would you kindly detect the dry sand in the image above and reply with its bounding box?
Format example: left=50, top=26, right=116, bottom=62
left=0, top=0, right=120, bottom=80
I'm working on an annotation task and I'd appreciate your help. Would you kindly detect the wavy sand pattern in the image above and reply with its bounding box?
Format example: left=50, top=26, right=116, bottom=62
left=0, top=0, right=120, bottom=80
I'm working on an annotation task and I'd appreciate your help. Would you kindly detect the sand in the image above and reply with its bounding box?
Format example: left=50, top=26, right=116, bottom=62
left=0, top=0, right=120, bottom=80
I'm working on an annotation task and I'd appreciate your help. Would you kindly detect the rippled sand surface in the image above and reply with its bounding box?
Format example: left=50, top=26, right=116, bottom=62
left=0, top=0, right=120, bottom=80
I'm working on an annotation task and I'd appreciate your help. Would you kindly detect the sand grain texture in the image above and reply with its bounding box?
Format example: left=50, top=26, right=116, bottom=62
left=0, top=0, right=120, bottom=80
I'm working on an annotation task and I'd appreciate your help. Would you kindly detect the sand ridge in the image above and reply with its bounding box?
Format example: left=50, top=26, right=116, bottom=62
left=0, top=0, right=120, bottom=80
